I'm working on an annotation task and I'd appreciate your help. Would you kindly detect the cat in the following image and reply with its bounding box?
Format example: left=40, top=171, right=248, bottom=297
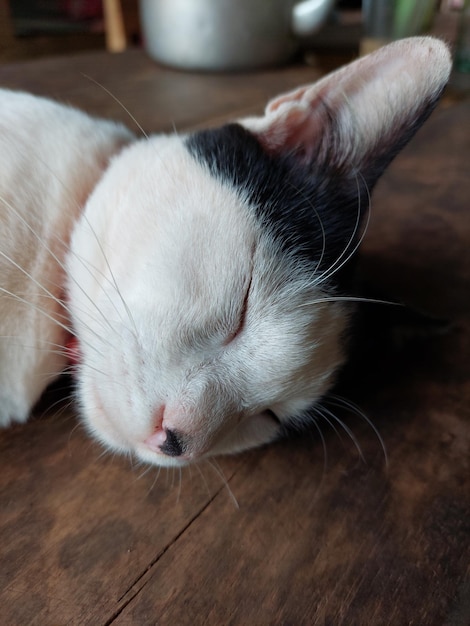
left=0, top=37, right=451, bottom=467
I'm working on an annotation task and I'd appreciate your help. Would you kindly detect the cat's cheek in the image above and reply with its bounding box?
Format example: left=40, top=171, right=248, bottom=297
left=209, top=411, right=282, bottom=457
left=75, top=373, right=131, bottom=455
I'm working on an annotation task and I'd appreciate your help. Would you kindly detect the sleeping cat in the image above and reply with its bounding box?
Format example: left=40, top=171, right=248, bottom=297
left=0, top=37, right=451, bottom=466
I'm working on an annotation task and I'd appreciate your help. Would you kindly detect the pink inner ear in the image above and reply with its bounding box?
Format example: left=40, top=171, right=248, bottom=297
left=255, top=101, right=325, bottom=165
left=266, top=86, right=310, bottom=114
left=243, top=38, right=452, bottom=172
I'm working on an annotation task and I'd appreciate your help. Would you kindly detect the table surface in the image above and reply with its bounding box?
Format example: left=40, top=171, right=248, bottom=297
left=0, top=48, right=469, bottom=626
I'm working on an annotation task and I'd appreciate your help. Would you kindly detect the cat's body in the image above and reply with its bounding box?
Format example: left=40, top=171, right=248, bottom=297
left=0, top=38, right=452, bottom=467
left=0, top=89, right=133, bottom=424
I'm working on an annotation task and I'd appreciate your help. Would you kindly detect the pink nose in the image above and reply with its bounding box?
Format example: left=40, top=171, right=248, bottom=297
left=144, top=428, right=167, bottom=450
left=145, top=428, right=185, bottom=457
left=144, top=405, right=186, bottom=457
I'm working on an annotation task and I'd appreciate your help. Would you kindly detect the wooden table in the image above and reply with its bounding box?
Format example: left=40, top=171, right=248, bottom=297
left=0, top=48, right=469, bottom=626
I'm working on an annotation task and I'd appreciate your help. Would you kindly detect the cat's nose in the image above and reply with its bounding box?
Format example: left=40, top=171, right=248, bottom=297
left=144, top=406, right=189, bottom=458
left=144, top=426, right=185, bottom=457
left=159, top=428, right=184, bottom=457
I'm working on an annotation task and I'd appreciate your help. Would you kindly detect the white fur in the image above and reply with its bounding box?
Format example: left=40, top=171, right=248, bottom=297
left=67, top=137, right=346, bottom=465
left=0, top=38, right=452, bottom=467
left=0, top=89, right=133, bottom=424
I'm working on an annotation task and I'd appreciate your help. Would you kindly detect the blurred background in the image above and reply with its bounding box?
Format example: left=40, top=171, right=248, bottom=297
left=0, top=1, right=468, bottom=75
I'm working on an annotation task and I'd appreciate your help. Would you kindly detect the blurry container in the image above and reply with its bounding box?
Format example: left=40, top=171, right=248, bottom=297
left=140, top=0, right=336, bottom=71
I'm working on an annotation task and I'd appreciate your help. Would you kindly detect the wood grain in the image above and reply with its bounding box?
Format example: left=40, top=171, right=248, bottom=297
left=0, top=49, right=468, bottom=625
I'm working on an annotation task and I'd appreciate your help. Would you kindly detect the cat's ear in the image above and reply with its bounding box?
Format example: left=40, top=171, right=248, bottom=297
left=241, top=37, right=451, bottom=186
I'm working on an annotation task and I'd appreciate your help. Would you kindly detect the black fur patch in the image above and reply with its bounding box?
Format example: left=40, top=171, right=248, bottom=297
left=185, top=124, right=367, bottom=290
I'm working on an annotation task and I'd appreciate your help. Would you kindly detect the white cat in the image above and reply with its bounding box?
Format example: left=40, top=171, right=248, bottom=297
left=0, top=38, right=451, bottom=466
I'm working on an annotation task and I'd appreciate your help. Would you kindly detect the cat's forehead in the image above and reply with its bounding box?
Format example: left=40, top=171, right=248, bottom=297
left=185, top=123, right=361, bottom=290
left=98, top=135, right=259, bottom=298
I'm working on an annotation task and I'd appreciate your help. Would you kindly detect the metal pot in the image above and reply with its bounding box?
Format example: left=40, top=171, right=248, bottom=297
left=140, top=0, right=336, bottom=71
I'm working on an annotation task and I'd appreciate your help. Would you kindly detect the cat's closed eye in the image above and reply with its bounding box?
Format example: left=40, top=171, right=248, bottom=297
left=225, top=277, right=251, bottom=345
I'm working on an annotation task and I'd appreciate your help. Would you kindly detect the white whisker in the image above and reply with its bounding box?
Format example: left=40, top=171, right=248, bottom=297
left=0, top=285, right=73, bottom=335
left=298, top=295, right=402, bottom=308
left=135, top=463, right=153, bottom=481
left=38, top=396, right=75, bottom=422
left=176, top=466, right=183, bottom=504
left=312, top=404, right=344, bottom=447
left=71, top=210, right=139, bottom=342
left=147, top=466, right=163, bottom=495
left=308, top=413, right=329, bottom=476
left=65, top=244, right=136, bottom=333
left=317, top=404, right=366, bottom=462
left=193, top=462, right=213, bottom=499
left=0, top=283, right=117, bottom=364
left=206, top=458, right=239, bottom=509
left=81, top=73, right=149, bottom=140
left=315, top=171, right=371, bottom=285
left=0, top=248, right=70, bottom=319
left=0, top=193, right=125, bottom=347
left=327, top=395, right=388, bottom=467
left=286, top=182, right=328, bottom=275
left=67, top=419, right=86, bottom=450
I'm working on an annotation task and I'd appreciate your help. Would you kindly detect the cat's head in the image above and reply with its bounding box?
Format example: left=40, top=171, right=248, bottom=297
left=67, top=37, right=451, bottom=466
